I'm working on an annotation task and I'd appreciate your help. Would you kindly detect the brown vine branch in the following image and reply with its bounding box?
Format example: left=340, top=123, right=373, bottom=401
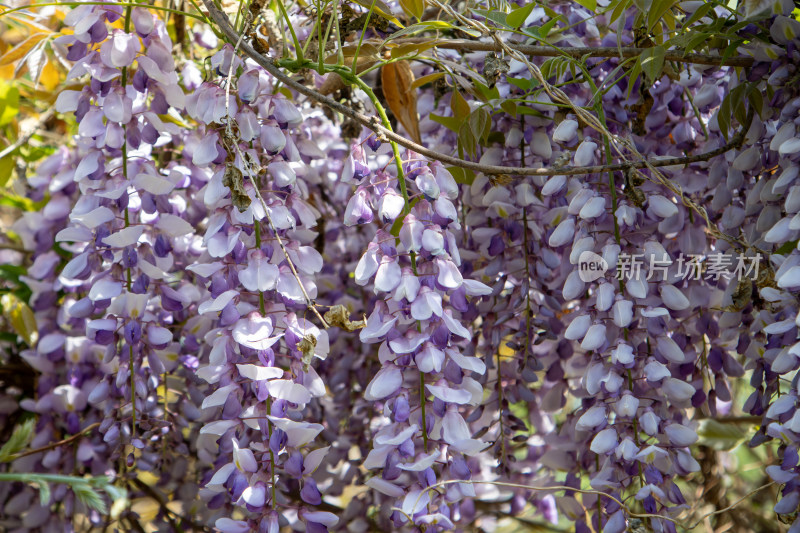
left=130, top=478, right=213, bottom=532
left=200, top=0, right=744, bottom=179
left=391, top=38, right=755, bottom=67
left=11, top=422, right=100, bottom=460
left=685, top=481, right=776, bottom=530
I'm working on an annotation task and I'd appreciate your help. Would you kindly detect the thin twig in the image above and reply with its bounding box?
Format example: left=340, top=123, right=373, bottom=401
left=130, top=478, right=215, bottom=532
left=199, top=0, right=745, bottom=180
left=684, top=481, right=776, bottom=530
left=219, top=11, right=329, bottom=329
left=400, top=479, right=684, bottom=528
left=10, top=422, right=101, bottom=460
left=0, top=108, right=55, bottom=160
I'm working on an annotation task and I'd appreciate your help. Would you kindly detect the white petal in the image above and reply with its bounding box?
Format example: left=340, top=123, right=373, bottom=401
left=656, top=336, right=686, bottom=363
left=201, top=383, right=237, bottom=409
left=553, top=119, right=578, bottom=143
left=426, top=384, right=472, bottom=404
left=580, top=324, right=607, bottom=351
left=89, top=279, right=122, bottom=301
left=366, top=477, right=405, bottom=497
left=364, top=365, right=403, bottom=401
left=267, top=379, right=311, bottom=404
left=103, top=226, right=144, bottom=247
left=267, top=416, right=323, bottom=447
left=579, top=196, right=606, bottom=219
left=236, top=364, right=283, bottom=381
left=576, top=405, right=607, bottom=431
left=374, top=258, right=402, bottom=292
left=590, top=428, right=618, bottom=454
left=548, top=217, right=575, bottom=247
left=232, top=439, right=258, bottom=472
left=649, top=195, right=679, bottom=218
left=133, top=172, right=174, bottom=195
left=664, top=423, right=698, bottom=446
left=156, top=213, right=194, bottom=237
left=660, top=285, right=690, bottom=310
left=565, top=315, right=591, bottom=340
left=198, top=290, right=238, bottom=315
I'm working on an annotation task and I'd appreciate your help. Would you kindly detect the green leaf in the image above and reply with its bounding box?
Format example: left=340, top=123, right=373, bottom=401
left=626, top=58, right=643, bottom=99
left=573, top=0, right=596, bottom=12
left=0, top=418, right=36, bottom=462
left=684, top=31, right=712, bottom=54
left=0, top=147, right=14, bottom=187
left=471, top=8, right=509, bottom=27
left=447, top=166, right=475, bottom=185
left=775, top=239, right=799, bottom=255
left=640, top=45, right=666, bottom=83
left=747, top=86, right=764, bottom=119
left=458, top=122, right=477, bottom=157
left=508, top=77, right=535, bottom=91
left=501, top=100, right=518, bottom=117
left=717, top=92, right=733, bottom=141
left=450, top=90, right=471, bottom=120
left=349, top=0, right=405, bottom=27
left=1, top=293, right=38, bottom=346
left=469, top=108, right=491, bottom=144
left=0, top=81, right=20, bottom=127
left=73, top=482, right=107, bottom=514
left=38, top=482, right=51, bottom=506
left=647, top=0, right=677, bottom=31
left=539, top=16, right=561, bottom=38
left=697, top=419, right=751, bottom=451
left=398, top=0, right=424, bottom=20
left=609, top=0, right=634, bottom=26
left=507, top=3, right=536, bottom=28
left=682, top=1, right=715, bottom=28
left=429, top=113, right=462, bottom=133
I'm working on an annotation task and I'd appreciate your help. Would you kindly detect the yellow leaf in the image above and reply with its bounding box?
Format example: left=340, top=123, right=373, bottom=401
left=0, top=33, right=47, bottom=66
left=39, top=58, right=60, bottom=91
left=1, top=294, right=38, bottom=346
left=381, top=61, right=421, bottom=145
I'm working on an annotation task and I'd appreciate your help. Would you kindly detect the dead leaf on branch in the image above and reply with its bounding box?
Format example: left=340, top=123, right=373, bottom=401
left=380, top=60, right=422, bottom=144
left=299, top=333, right=317, bottom=372
left=323, top=304, right=366, bottom=332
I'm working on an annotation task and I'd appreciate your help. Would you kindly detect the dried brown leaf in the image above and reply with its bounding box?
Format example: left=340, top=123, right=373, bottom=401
left=381, top=60, right=421, bottom=144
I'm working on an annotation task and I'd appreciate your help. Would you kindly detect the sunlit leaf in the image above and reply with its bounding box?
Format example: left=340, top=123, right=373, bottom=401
left=0, top=33, right=48, bottom=66
left=1, top=293, right=38, bottom=346
left=0, top=81, right=20, bottom=126
left=0, top=418, right=35, bottom=462
left=398, top=0, right=424, bottom=20
left=640, top=45, right=666, bottom=83
left=507, top=3, right=536, bottom=28
left=350, top=0, right=404, bottom=27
